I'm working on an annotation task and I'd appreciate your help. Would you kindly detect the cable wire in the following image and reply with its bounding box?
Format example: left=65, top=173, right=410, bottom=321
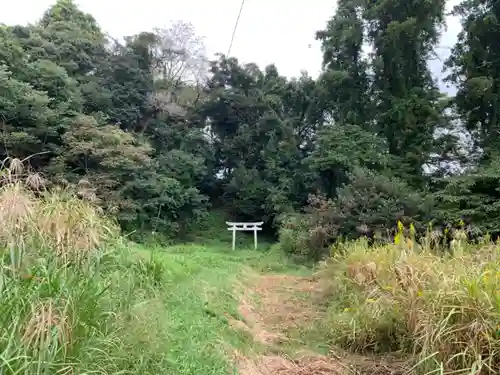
left=227, top=0, right=246, bottom=56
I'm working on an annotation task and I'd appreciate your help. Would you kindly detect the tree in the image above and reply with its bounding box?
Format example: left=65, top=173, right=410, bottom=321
left=0, top=66, right=56, bottom=166
left=37, top=0, right=107, bottom=78
left=445, top=0, right=500, bottom=164
left=151, top=21, right=207, bottom=87
left=307, top=123, right=391, bottom=197
left=2, top=0, right=496, bottom=248
left=316, top=0, right=372, bottom=127
left=51, top=115, right=208, bottom=236
left=364, top=0, right=447, bottom=186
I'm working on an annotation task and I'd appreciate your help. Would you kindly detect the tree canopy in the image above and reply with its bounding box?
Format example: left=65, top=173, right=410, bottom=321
left=1, top=0, right=499, bottom=248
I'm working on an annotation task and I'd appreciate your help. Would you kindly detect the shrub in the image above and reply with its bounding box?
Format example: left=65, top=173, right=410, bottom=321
left=327, top=168, right=431, bottom=239
left=278, top=168, right=432, bottom=262
left=319, top=236, right=500, bottom=374
left=278, top=197, right=335, bottom=262
left=434, top=160, right=500, bottom=236
left=278, top=213, right=313, bottom=260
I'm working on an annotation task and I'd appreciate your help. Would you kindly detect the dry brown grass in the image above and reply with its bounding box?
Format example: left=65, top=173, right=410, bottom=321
left=236, top=353, right=407, bottom=375
left=0, top=156, right=46, bottom=189
left=320, top=240, right=500, bottom=374
left=35, top=188, right=117, bottom=263
left=0, top=183, right=118, bottom=266
left=235, top=352, right=346, bottom=375
left=0, top=182, right=36, bottom=252
left=22, top=298, right=73, bottom=353
left=0, top=157, right=118, bottom=270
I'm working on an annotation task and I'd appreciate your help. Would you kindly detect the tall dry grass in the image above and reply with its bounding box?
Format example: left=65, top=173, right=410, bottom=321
left=0, top=157, right=118, bottom=267
left=0, top=158, right=171, bottom=374
left=319, top=236, right=500, bottom=374
left=0, top=183, right=118, bottom=268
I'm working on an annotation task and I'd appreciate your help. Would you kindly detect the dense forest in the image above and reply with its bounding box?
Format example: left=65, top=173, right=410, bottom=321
left=1, top=0, right=499, bottom=257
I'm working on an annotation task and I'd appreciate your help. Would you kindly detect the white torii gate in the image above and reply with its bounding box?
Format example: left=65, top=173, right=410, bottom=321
left=226, top=221, right=264, bottom=250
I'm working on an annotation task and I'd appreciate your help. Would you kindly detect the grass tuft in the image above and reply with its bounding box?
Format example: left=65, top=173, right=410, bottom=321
left=35, top=187, right=118, bottom=264
left=22, top=298, right=72, bottom=354
left=0, top=182, right=119, bottom=270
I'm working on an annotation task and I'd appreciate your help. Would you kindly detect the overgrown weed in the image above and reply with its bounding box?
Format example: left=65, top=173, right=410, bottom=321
left=0, top=157, right=119, bottom=269
left=319, top=230, right=500, bottom=374
left=0, top=158, right=174, bottom=374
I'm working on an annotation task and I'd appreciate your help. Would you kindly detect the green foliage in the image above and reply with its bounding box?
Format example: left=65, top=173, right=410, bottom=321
left=4, top=0, right=500, bottom=373
left=331, top=169, right=432, bottom=238
left=316, top=0, right=371, bottom=126
left=308, top=124, right=391, bottom=196
left=278, top=211, right=330, bottom=262
left=0, top=0, right=499, bottom=255
left=279, top=169, right=431, bottom=261
left=0, top=1, right=210, bottom=240
left=0, top=65, right=57, bottom=165
left=435, top=160, right=500, bottom=234
left=446, top=0, right=500, bottom=163
left=49, top=115, right=207, bottom=237
left=0, top=184, right=264, bottom=374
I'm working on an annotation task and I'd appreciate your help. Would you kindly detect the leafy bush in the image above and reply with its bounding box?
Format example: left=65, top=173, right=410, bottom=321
left=330, top=168, right=431, bottom=238
left=318, top=235, right=500, bottom=374
left=435, top=160, right=500, bottom=236
left=278, top=168, right=431, bottom=261
left=49, top=115, right=209, bottom=239
left=278, top=195, right=336, bottom=261
left=279, top=214, right=317, bottom=261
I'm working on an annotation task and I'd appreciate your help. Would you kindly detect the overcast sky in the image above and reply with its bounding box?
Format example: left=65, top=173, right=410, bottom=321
left=2, top=0, right=461, bottom=92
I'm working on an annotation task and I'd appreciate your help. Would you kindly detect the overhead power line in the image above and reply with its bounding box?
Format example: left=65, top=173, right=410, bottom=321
left=227, top=0, right=246, bottom=56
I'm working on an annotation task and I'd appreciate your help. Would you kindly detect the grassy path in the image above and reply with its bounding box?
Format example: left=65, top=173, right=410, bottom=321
left=138, top=239, right=500, bottom=375
left=133, top=242, right=315, bottom=375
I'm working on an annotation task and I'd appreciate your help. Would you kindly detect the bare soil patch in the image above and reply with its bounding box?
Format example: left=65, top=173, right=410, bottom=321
left=236, top=274, right=324, bottom=339
left=227, top=273, right=313, bottom=345
left=229, top=272, right=409, bottom=375
left=229, top=273, right=347, bottom=374
left=235, top=351, right=408, bottom=375
left=235, top=352, right=346, bottom=375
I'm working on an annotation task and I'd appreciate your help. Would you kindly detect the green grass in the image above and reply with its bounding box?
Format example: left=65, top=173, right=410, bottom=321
left=140, top=250, right=247, bottom=374
left=0, top=184, right=312, bottom=375
left=114, top=241, right=309, bottom=374
left=13, top=192, right=499, bottom=375
left=1, top=238, right=306, bottom=374
left=132, top=243, right=278, bottom=374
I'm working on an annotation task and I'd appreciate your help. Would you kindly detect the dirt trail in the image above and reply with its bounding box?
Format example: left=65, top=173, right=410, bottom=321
left=232, top=275, right=321, bottom=345
left=228, top=273, right=407, bottom=375
left=227, top=273, right=346, bottom=375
